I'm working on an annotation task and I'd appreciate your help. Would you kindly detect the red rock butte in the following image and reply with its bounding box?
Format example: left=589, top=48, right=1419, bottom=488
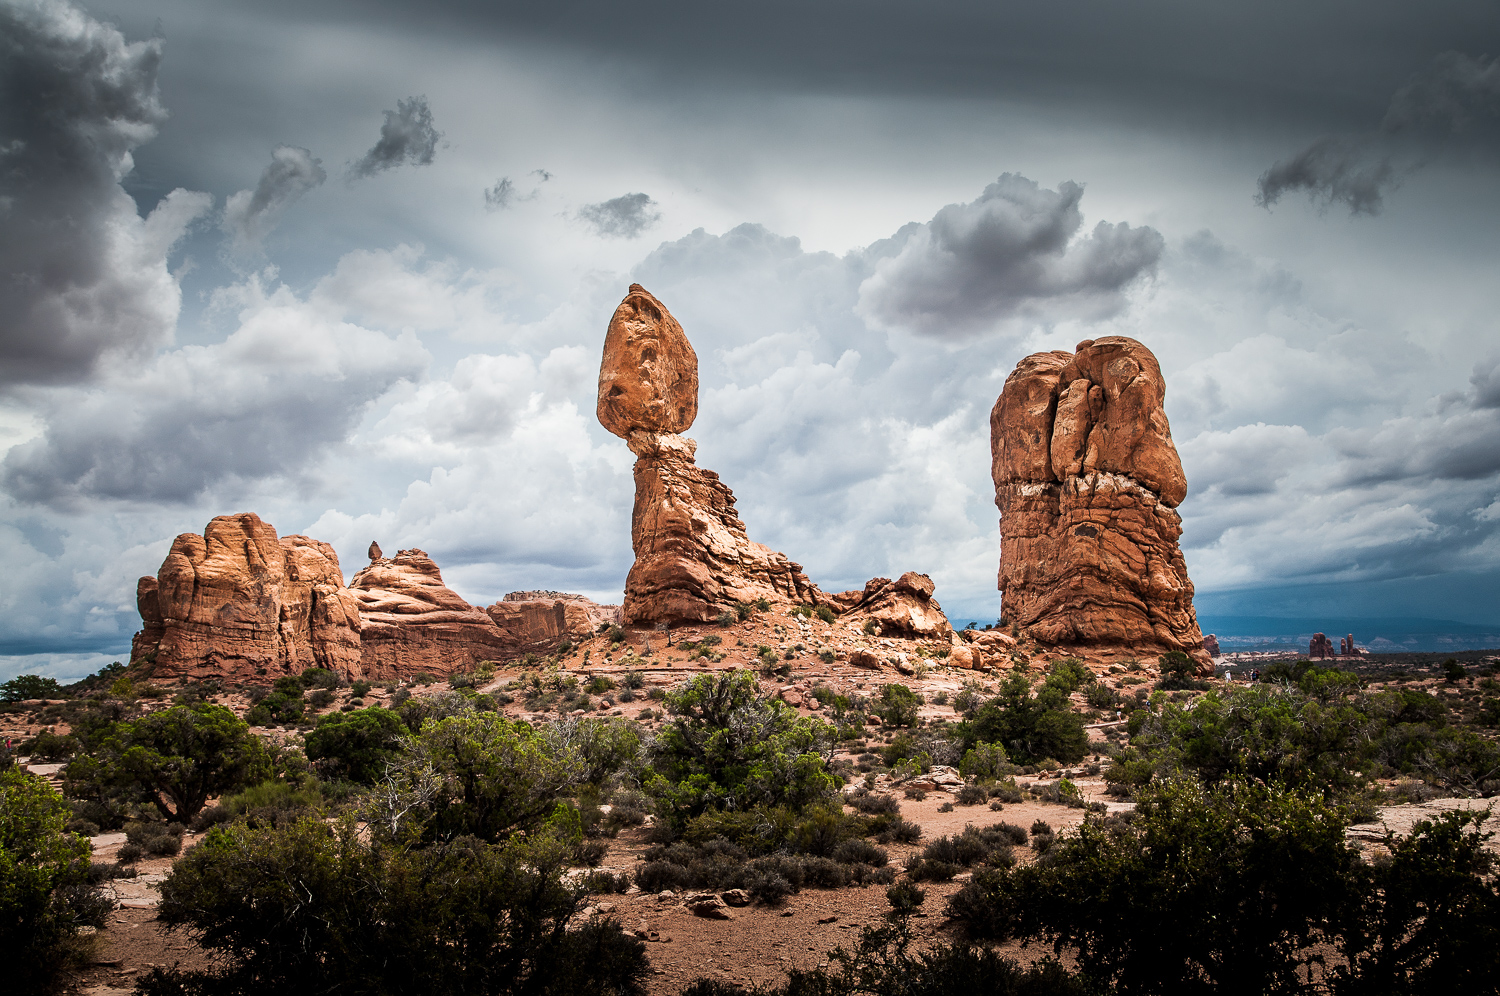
left=991, top=337, right=1209, bottom=666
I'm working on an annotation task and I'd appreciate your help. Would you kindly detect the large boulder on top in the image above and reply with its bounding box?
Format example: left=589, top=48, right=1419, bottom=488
left=597, top=283, right=699, bottom=438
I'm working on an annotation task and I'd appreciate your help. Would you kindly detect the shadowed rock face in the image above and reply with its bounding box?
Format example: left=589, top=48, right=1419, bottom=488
left=131, top=513, right=362, bottom=681
left=485, top=591, right=621, bottom=654
left=991, top=337, right=1207, bottom=663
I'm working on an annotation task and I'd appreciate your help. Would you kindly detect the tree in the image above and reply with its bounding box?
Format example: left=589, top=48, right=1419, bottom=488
left=65, top=703, right=270, bottom=822
left=0, top=767, right=112, bottom=988
left=149, top=814, right=648, bottom=996
left=947, top=777, right=1363, bottom=996
left=368, top=712, right=584, bottom=845
left=304, top=707, right=405, bottom=784
left=871, top=684, right=921, bottom=727
left=0, top=673, right=63, bottom=703
left=647, top=670, right=839, bottom=825
left=956, top=673, right=1087, bottom=765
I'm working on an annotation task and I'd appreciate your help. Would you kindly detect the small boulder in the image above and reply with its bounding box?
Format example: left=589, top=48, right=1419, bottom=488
left=686, top=893, right=732, bottom=919
left=720, top=889, right=750, bottom=907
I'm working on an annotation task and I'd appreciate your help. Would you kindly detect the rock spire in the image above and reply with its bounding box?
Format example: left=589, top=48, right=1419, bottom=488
left=991, top=337, right=1207, bottom=664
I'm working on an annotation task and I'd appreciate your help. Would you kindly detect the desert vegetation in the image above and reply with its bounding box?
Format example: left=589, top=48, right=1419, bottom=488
left=3, top=641, right=1499, bottom=995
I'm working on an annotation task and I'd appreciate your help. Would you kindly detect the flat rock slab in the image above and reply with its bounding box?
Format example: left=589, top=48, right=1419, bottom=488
left=1347, top=798, right=1499, bottom=853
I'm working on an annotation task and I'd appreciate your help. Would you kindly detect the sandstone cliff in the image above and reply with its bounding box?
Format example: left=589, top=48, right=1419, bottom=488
left=348, top=548, right=512, bottom=679
left=131, top=513, right=362, bottom=682
left=991, top=337, right=1207, bottom=664
left=485, top=591, right=621, bottom=654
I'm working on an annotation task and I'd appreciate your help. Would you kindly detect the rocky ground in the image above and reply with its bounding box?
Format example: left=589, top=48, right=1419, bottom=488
left=9, top=606, right=1498, bottom=996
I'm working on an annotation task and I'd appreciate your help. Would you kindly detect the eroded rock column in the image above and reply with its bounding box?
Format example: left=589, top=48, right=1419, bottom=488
left=991, top=337, right=1207, bottom=662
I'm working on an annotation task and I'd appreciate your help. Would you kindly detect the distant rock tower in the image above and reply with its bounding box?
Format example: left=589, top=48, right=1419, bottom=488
left=991, top=337, right=1208, bottom=665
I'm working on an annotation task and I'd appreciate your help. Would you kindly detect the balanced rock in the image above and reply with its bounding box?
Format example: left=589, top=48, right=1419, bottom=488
left=130, top=513, right=362, bottom=682
left=824, top=573, right=952, bottom=639
left=598, top=284, right=698, bottom=437
left=599, top=286, right=823, bottom=625
left=348, top=549, right=512, bottom=680
left=485, top=591, right=621, bottom=655
left=991, top=337, right=1207, bottom=665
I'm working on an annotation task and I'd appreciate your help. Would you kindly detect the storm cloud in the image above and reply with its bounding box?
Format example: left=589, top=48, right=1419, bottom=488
left=1, top=272, right=428, bottom=506
left=855, top=174, right=1163, bottom=339
left=221, top=145, right=326, bottom=254
left=350, top=96, right=440, bottom=178
left=0, top=0, right=209, bottom=387
left=1258, top=51, right=1500, bottom=215
left=578, top=192, right=661, bottom=238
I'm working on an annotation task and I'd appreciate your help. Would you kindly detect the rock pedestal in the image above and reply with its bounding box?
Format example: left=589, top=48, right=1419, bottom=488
left=599, top=285, right=829, bottom=625
left=1309, top=632, right=1335, bottom=659
left=991, top=337, right=1208, bottom=666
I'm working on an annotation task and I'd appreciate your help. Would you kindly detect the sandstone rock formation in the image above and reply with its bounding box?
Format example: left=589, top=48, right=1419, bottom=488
left=485, top=591, right=621, bottom=655
left=1309, top=632, right=1335, bottom=659
left=823, top=573, right=952, bottom=639
left=130, top=513, right=362, bottom=682
left=349, top=548, right=512, bottom=679
left=1203, top=634, right=1221, bottom=657
left=1340, top=634, right=1362, bottom=656
left=991, top=337, right=1207, bottom=665
left=599, top=285, right=827, bottom=625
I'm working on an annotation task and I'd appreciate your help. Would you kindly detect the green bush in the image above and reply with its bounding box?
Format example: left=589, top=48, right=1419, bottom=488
left=944, top=776, right=1500, bottom=996
left=1155, top=650, right=1209, bottom=691
left=645, top=670, right=839, bottom=828
left=63, top=702, right=270, bottom=822
left=150, top=815, right=648, bottom=995
left=304, top=707, right=406, bottom=784
left=816, top=606, right=837, bottom=624
left=956, top=674, right=1087, bottom=766
left=960, top=742, right=1012, bottom=782
left=871, top=684, right=921, bottom=727
left=0, top=767, right=111, bottom=989
left=0, top=674, right=64, bottom=703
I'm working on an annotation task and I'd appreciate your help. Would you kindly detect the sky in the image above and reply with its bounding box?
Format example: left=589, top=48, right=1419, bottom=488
left=2, top=0, right=1499, bottom=679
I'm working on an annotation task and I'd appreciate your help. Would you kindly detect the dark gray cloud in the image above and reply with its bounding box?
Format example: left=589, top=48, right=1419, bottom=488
left=856, top=174, right=1163, bottom=338
left=222, top=144, right=326, bottom=252
left=0, top=0, right=209, bottom=387
left=1471, top=355, right=1500, bottom=409
left=483, top=170, right=549, bottom=211
left=578, top=192, right=660, bottom=238
left=350, top=95, right=440, bottom=178
left=1258, top=51, right=1500, bottom=215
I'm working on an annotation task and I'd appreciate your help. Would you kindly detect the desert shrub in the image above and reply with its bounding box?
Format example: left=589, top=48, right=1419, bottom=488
left=988, top=779, right=1024, bottom=803
left=586, top=675, right=617, bottom=695
left=956, top=674, right=1087, bottom=766
left=307, top=688, right=335, bottom=709
left=1444, top=658, right=1468, bottom=683
left=956, top=784, right=989, bottom=806
left=646, top=670, right=839, bottom=827
left=0, top=767, right=112, bottom=989
left=816, top=606, right=836, bottom=624
left=847, top=790, right=901, bottom=816
left=832, top=838, right=889, bottom=866
left=960, top=741, right=1012, bottom=781
left=873, top=817, right=922, bottom=845
left=125, top=821, right=185, bottom=856
left=23, top=729, right=79, bottom=761
left=63, top=703, right=269, bottom=823
left=1156, top=651, right=1210, bottom=692
left=871, top=684, right=921, bottom=728
left=151, top=815, right=648, bottom=995
left=366, top=712, right=586, bottom=845
left=863, top=619, right=880, bottom=636
left=581, top=869, right=632, bottom=894
left=574, top=838, right=609, bottom=867
left=904, top=786, right=928, bottom=801
left=624, top=670, right=645, bottom=690
left=1085, top=683, right=1123, bottom=710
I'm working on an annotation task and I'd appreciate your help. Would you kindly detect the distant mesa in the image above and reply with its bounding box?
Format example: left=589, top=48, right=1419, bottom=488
left=597, top=283, right=951, bottom=637
left=991, top=337, right=1209, bottom=669
left=129, top=514, right=617, bottom=683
